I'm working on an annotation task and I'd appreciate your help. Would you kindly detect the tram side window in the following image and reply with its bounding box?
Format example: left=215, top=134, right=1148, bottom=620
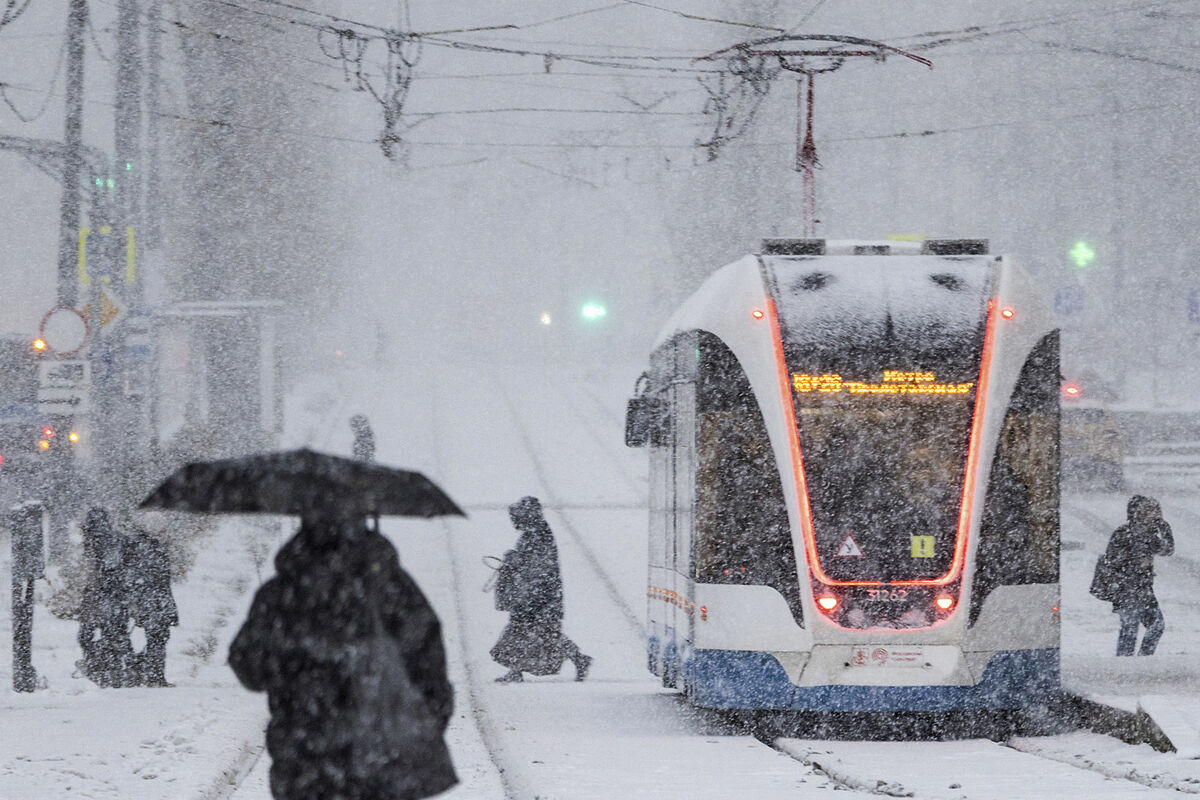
left=971, top=331, right=1060, bottom=625
left=693, top=332, right=803, bottom=624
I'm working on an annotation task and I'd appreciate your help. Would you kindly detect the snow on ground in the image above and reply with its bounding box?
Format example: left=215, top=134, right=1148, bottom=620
left=8, top=356, right=1200, bottom=798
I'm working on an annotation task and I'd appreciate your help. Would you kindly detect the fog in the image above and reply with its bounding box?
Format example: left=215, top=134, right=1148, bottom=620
left=4, top=1, right=1197, bottom=403
left=3, top=1, right=1200, bottom=797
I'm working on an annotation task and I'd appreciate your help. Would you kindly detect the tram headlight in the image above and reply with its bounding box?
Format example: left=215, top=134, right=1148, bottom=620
left=935, top=596, right=954, bottom=610
left=817, top=596, right=838, bottom=611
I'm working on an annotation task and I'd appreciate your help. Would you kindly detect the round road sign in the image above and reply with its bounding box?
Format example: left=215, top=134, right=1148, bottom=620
left=39, top=306, right=89, bottom=356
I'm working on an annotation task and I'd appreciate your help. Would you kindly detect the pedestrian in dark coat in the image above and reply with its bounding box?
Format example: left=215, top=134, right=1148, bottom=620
left=125, top=511, right=178, bottom=687
left=77, top=507, right=136, bottom=688
left=228, top=510, right=456, bottom=800
left=350, top=414, right=376, bottom=463
left=1100, top=495, right=1174, bottom=656
left=491, top=496, right=592, bottom=683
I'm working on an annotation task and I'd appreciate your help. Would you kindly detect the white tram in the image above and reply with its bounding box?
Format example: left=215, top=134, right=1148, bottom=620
left=625, top=239, right=1060, bottom=711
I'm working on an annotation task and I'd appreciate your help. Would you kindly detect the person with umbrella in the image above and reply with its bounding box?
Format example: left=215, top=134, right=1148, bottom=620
left=143, top=448, right=463, bottom=800
left=491, top=496, right=592, bottom=683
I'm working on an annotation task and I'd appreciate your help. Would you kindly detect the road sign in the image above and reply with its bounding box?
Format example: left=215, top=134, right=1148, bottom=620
left=1189, top=289, right=1200, bottom=323
left=38, top=307, right=89, bottom=355
left=37, top=360, right=90, bottom=415
left=82, top=286, right=126, bottom=329
left=835, top=534, right=863, bottom=557
left=1054, top=285, right=1085, bottom=316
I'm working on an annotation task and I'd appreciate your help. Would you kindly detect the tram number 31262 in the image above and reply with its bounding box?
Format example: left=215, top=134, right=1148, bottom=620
left=865, top=588, right=909, bottom=602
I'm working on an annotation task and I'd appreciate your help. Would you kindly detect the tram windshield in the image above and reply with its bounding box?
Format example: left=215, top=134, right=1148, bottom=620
left=765, top=256, right=992, bottom=583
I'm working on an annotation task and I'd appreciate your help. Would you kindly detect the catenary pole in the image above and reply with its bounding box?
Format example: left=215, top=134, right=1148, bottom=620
left=55, top=0, right=88, bottom=308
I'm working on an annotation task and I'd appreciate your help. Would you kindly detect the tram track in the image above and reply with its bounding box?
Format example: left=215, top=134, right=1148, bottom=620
left=494, top=372, right=645, bottom=637
left=498, top=368, right=1197, bottom=797
left=221, top=366, right=1198, bottom=798
left=430, top=373, right=521, bottom=800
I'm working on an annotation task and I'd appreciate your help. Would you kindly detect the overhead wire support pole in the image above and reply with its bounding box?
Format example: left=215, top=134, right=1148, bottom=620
left=697, top=34, right=931, bottom=237
left=56, top=0, right=88, bottom=308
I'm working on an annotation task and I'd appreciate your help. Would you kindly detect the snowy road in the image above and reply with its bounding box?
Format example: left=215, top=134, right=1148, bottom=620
left=232, top=360, right=1200, bottom=798
left=10, top=359, right=1200, bottom=798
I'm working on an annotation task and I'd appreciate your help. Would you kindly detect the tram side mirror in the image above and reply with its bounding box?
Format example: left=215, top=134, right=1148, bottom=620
left=625, top=396, right=666, bottom=448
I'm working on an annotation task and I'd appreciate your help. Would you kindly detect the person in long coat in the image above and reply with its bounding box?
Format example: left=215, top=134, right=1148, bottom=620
left=77, top=507, right=136, bottom=688
left=124, top=511, right=179, bottom=687
left=491, top=496, right=592, bottom=683
left=1101, top=495, right=1174, bottom=656
left=228, top=510, right=456, bottom=800
left=350, top=414, right=376, bottom=463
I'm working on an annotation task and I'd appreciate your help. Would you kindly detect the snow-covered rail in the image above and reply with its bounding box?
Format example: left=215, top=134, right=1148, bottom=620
left=776, top=734, right=1194, bottom=798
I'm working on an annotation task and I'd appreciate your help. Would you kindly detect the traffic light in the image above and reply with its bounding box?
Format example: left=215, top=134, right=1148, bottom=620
left=1069, top=241, right=1096, bottom=269
left=580, top=301, right=607, bottom=321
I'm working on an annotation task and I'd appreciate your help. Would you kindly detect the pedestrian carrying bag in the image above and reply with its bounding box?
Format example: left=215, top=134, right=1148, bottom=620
left=493, top=550, right=520, bottom=612
left=1089, top=552, right=1117, bottom=602
left=347, top=619, right=454, bottom=789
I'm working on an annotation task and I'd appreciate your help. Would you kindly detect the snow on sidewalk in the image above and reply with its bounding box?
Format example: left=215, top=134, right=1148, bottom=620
left=0, top=517, right=272, bottom=798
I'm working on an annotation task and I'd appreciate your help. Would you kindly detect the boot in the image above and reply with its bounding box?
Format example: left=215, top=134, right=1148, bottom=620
left=574, top=654, right=593, bottom=682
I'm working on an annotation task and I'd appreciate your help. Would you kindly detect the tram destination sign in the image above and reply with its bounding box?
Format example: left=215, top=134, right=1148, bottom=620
left=792, top=371, right=973, bottom=397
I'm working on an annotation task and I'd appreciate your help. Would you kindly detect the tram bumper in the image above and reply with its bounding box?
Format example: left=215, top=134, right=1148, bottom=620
left=684, top=646, right=1060, bottom=711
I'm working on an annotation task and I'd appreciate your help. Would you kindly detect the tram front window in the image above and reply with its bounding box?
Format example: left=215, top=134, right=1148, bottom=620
left=796, top=395, right=973, bottom=582
left=765, top=257, right=992, bottom=585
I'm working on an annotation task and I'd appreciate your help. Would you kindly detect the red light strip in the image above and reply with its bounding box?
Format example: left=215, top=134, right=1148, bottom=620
left=766, top=298, right=874, bottom=587
left=767, top=297, right=999, bottom=588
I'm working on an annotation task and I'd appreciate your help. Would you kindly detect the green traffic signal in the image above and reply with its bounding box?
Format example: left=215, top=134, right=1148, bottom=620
left=580, top=302, right=607, bottom=321
left=1070, top=241, right=1095, bottom=269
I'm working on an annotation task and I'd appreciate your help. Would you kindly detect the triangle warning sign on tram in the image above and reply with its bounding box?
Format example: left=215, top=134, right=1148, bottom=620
left=836, top=534, right=863, bottom=558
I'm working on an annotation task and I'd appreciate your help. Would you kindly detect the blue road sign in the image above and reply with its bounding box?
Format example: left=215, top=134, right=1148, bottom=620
left=1054, top=285, right=1085, bottom=316
left=1189, top=289, right=1200, bottom=323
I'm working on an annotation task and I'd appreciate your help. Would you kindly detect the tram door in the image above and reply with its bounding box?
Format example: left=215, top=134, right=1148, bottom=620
left=668, top=335, right=698, bottom=654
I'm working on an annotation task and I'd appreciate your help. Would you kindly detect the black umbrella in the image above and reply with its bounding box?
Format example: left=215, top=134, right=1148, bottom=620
left=139, top=448, right=465, bottom=518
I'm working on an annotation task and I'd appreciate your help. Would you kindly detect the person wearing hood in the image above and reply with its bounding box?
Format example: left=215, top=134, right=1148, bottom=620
left=1096, top=495, right=1175, bottom=656
left=490, top=496, right=592, bottom=683
left=77, top=507, right=136, bottom=687
left=350, top=414, right=376, bottom=463
left=228, top=508, right=456, bottom=800
left=124, top=510, right=178, bottom=687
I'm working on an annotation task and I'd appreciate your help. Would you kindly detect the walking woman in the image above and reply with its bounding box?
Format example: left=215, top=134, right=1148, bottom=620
left=491, top=496, right=592, bottom=683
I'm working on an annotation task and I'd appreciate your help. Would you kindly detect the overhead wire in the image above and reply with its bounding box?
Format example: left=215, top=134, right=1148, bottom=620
left=0, top=0, right=34, bottom=31
left=0, top=15, right=69, bottom=122
left=619, top=0, right=783, bottom=32
left=1038, top=40, right=1200, bottom=75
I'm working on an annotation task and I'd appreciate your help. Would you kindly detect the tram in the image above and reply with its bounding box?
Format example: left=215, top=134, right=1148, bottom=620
left=625, top=238, right=1060, bottom=711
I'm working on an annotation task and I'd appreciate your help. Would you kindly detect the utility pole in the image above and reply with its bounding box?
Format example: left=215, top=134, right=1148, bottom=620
left=115, top=0, right=142, bottom=304
left=144, top=0, right=162, bottom=251
left=55, top=0, right=88, bottom=308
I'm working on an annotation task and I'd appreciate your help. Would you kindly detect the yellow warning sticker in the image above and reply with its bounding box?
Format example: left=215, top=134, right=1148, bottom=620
left=911, top=535, right=935, bottom=558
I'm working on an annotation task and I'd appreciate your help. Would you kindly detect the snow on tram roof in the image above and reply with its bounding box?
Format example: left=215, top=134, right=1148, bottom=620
left=652, top=239, right=997, bottom=349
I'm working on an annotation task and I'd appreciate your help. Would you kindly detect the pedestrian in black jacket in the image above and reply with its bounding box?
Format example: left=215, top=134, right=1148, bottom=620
left=125, top=510, right=178, bottom=687
left=1101, top=495, right=1174, bottom=656
left=491, top=496, right=592, bottom=683
left=77, top=507, right=136, bottom=688
left=228, top=510, right=456, bottom=800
